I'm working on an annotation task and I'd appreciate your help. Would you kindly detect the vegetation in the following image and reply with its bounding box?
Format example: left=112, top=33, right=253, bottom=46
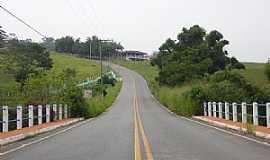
left=151, top=25, right=245, bottom=86
left=115, top=55, right=269, bottom=117
left=51, top=36, right=123, bottom=58
left=114, top=60, right=198, bottom=116
left=266, top=63, right=270, bottom=81
left=0, top=26, right=122, bottom=119
left=187, top=70, right=270, bottom=104
left=86, top=82, right=122, bottom=118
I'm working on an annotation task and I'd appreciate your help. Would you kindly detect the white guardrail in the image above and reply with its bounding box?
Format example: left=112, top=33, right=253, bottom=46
left=203, top=102, right=270, bottom=128
left=0, top=104, right=70, bottom=132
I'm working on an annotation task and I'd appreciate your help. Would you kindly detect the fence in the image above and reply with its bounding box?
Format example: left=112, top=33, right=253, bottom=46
left=203, top=102, right=270, bottom=128
left=0, top=104, right=70, bottom=132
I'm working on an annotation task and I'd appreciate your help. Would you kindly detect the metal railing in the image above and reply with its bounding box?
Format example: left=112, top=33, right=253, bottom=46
left=0, top=104, right=70, bottom=132
left=203, top=102, right=270, bottom=128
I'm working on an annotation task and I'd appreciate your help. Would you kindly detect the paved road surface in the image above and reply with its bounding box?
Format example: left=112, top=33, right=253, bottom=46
left=2, top=64, right=270, bottom=160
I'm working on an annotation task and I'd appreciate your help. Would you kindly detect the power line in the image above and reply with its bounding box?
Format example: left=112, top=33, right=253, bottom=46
left=0, top=4, right=46, bottom=38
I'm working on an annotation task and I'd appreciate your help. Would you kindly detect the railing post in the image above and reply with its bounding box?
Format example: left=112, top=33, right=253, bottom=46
left=266, top=103, right=270, bottom=128
left=28, top=105, right=33, bottom=127
left=68, top=106, right=71, bottom=118
left=213, top=102, right=217, bottom=117
left=218, top=102, right=223, bottom=118
left=203, top=102, right=207, bottom=116
left=208, top=102, right=212, bottom=117
left=225, top=102, right=229, bottom=120
left=232, top=102, right=238, bottom=122
left=53, top=104, right=57, bottom=121
left=17, top=106, right=22, bottom=129
left=46, top=104, right=50, bottom=123
left=253, top=102, right=258, bottom=126
left=242, top=102, right=247, bottom=124
left=2, top=106, right=9, bottom=132
left=59, top=104, right=63, bottom=120
left=38, top=105, right=43, bottom=125
left=64, top=104, right=68, bottom=119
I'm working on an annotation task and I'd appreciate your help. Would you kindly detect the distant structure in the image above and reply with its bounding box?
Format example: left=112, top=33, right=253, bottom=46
left=123, top=50, right=149, bottom=61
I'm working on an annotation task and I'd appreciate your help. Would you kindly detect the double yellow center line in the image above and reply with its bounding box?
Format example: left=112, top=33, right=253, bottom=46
left=133, top=79, right=154, bottom=160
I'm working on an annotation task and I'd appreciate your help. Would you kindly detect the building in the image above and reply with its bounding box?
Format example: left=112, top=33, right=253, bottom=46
left=123, top=50, right=149, bottom=61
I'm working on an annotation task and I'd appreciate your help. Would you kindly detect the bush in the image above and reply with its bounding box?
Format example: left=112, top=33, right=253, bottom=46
left=64, top=83, right=88, bottom=118
left=186, top=70, right=270, bottom=104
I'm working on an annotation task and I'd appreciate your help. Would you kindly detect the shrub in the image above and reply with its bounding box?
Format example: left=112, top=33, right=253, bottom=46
left=64, top=83, right=88, bottom=118
left=187, top=70, right=270, bottom=104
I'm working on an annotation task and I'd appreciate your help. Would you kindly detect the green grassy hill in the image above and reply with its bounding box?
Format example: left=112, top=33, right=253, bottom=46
left=237, top=63, right=268, bottom=88
left=50, top=52, right=101, bottom=81
left=0, top=52, right=101, bottom=91
left=1, top=52, right=122, bottom=118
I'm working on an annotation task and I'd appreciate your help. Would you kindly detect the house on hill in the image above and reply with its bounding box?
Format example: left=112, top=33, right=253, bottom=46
left=123, top=50, right=149, bottom=61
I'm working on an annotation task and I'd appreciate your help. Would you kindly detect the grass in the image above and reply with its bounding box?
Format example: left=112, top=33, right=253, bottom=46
left=50, top=52, right=101, bottom=81
left=50, top=53, right=123, bottom=118
left=0, top=52, right=101, bottom=91
left=0, top=52, right=122, bottom=119
left=86, top=82, right=122, bottom=118
left=113, top=60, right=198, bottom=116
left=236, top=62, right=269, bottom=88
left=114, top=60, right=269, bottom=117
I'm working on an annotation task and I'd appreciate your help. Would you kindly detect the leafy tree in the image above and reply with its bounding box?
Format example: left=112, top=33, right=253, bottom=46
left=55, top=36, right=74, bottom=53
left=1, top=42, right=53, bottom=89
left=151, top=25, right=245, bottom=86
left=54, top=35, right=124, bottom=58
left=228, top=57, right=245, bottom=70
left=41, top=37, right=55, bottom=51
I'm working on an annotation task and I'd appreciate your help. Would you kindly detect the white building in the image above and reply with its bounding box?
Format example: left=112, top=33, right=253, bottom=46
left=123, top=50, right=149, bottom=61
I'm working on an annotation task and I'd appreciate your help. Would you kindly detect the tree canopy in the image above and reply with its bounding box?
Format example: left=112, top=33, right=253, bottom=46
left=151, top=25, right=245, bottom=86
left=54, top=36, right=124, bottom=58
left=0, top=26, right=53, bottom=89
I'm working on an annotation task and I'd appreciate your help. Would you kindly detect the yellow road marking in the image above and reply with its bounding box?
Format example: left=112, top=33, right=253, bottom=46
left=134, top=90, right=142, bottom=160
left=135, top=96, right=154, bottom=160
left=133, top=78, right=154, bottom=160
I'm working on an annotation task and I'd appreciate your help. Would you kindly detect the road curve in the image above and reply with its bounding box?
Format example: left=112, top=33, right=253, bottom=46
left=2, top=64, right=270, bottom=160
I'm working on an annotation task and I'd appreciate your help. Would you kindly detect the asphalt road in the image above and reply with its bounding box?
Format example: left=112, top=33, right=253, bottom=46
left=1, top=64, right=270, bottom=160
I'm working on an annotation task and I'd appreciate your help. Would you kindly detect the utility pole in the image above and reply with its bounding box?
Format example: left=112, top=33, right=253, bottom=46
left=99, top=41, right=103, bottom=97
left=99, top=39, right=113, bottom=97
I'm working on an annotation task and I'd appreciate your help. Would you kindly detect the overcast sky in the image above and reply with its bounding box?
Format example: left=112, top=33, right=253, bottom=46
left=0, top=0, right=269, bottom=62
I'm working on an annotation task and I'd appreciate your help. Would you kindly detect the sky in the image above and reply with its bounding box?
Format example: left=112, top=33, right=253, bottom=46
left=0, top=0, right=269, bottom=62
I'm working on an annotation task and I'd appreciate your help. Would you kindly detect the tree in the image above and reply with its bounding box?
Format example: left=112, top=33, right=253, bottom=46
left=41, top=37, right=55, bottom=51
left=55, top=36, right=74, bottom=53
left=228, top=57, right=245, bottom=70
left=1, top=42, right=53, bottom=89
left=0, top=26, right=7, bottom=48
left=151, top=25, right=245, bottom=86
left=54, top=35, right=124, bottom=58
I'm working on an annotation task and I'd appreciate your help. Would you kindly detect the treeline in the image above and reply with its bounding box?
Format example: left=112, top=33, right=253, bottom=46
left=41, top=36, right=124, bottom=58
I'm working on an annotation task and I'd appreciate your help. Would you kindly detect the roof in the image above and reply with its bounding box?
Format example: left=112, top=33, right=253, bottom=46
left=123, top=50, right=148, bottom=55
